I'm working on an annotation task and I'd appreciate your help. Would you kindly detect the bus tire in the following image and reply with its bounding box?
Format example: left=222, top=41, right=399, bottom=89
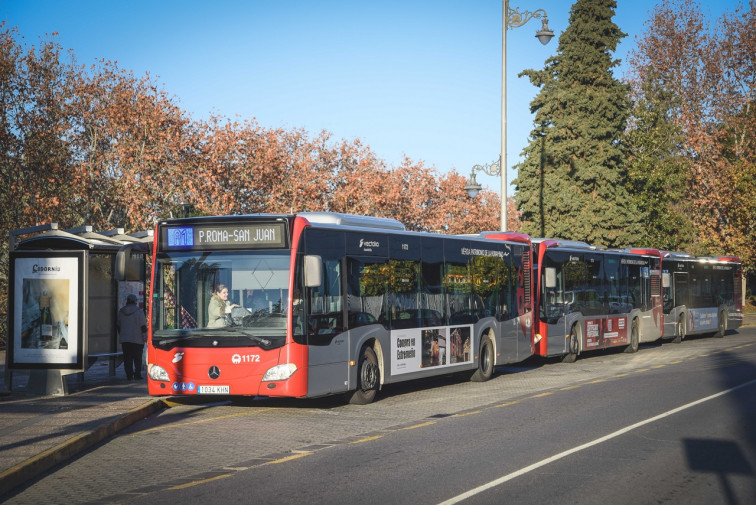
left=672, top=314, right=685, bottom=344
left=562, top=325, right=580, bottom=363
left=348, top=346, right=380, bottom=405
left=715, top=311, right=727, bottom=338
left=624, top=319, right=639, bottom=353
left=470, top=335, right=494, bottom=382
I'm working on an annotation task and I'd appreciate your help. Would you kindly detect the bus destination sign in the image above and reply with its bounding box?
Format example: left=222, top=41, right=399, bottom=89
left=163, top=222, right=287, bottom=250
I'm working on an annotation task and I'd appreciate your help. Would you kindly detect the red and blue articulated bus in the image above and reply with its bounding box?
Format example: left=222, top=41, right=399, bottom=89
left=660, top=252, right=743, bottom=342
left=122, top=212, right=744, bottom=403
left=142, top=212, right=534, bottom=403
left=529, top=240, right=663, bottom=362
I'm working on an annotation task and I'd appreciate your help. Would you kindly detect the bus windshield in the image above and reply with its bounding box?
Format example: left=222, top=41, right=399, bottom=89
left=152, top=250, right=291, bottom=349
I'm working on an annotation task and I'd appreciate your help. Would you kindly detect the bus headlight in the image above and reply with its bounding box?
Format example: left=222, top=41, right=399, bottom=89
left=148, top=364, right=170, bottom=382
left=262, top=363, right=298, bottom=381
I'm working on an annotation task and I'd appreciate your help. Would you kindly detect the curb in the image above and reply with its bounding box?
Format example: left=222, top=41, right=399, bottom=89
left=0, top=399, right=167, bottom=498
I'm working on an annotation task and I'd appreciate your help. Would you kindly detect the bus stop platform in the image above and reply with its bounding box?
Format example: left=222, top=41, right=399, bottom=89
left=2, top=311, right=756, bottom=498
left=0, top=352, right=166, bottom=498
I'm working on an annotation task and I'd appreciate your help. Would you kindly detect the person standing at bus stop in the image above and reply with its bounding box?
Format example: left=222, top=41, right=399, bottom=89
left=117, top=294, right=147, bottom=380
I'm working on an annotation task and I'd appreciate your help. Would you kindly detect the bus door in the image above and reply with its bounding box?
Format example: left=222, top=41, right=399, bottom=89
left=673, top=273, right=688, bottom=310
left=634, top=261, right=662, bottom=341
left=501, top=244, right=531, bottom=362
left=541, top=264, right=570, bottom=356
left=672, top=272, right=688, bottom=335
left=662, top=271, right=676, bottom=336
left=303, top=232, right=349, bottom=397
left=648, top=257, right=663, bottom=338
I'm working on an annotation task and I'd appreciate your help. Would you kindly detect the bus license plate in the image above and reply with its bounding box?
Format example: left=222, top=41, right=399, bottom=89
left=198, top=385, right=230, bottom=394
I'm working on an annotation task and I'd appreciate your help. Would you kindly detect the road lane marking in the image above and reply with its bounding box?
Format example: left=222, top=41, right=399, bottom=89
left=437, top=377, right=756, bottom=505
left=349, top=435, right=383, bottom=444
left=531, top=392, right=553, bottom=398
left=265, top=452, right=313, bottom=465
left=495, top=400, right=520, bottom=407
left=404, top=421, right=437, bottom=430
left=168, top=472, right=234, bottom=490
left=454, top=410, right=483, bottom=417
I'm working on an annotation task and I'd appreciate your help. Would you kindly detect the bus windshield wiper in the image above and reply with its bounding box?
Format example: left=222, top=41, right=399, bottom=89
left=234, top=330, right=272, bottom=346
left=197, top=328, right=273, bottom=345
left=153, top=329, right=243, bottom=341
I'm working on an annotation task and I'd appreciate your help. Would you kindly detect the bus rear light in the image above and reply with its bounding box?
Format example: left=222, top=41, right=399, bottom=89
left=534, top=334, right=542, bottom=343
left=262, top=363, right=298, bottom=381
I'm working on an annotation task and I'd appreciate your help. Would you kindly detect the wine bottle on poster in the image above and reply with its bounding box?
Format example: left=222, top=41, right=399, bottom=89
left=39, top=292, right=53, bottom=341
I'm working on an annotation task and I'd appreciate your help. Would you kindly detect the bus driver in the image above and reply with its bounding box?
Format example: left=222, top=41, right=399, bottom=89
left=208, top=284, right=239, bottom=327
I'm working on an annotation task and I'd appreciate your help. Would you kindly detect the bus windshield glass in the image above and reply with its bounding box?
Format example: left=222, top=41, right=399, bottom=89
left=152, top=250, right=291, bottom=349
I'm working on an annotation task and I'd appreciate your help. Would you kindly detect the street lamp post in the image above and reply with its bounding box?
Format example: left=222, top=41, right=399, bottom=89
left=466, top=1, right=554, bottom=231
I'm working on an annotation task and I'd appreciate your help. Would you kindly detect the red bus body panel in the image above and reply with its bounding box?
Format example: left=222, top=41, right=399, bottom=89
left=146, top=343, right=308, bottom=397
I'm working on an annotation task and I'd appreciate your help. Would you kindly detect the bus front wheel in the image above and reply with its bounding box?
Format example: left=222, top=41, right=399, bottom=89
left=348, top=346, right=380, bottom=405
left=470, top=336, right=494, bottom=382
left=562, top=325, right=580, bottom=363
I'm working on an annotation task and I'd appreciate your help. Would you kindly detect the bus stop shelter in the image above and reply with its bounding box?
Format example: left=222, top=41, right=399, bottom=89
left=5, top=223, right=152, bottom=395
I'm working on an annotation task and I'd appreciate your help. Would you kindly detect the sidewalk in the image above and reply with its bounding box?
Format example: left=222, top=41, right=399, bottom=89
left=0, top=352, right=166, bottom=498
left=1, top=312, right=755, bottom=498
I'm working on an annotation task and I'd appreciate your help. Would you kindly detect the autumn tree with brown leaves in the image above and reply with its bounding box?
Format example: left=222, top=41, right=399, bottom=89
left=625, top=0, right=755, bottom=270
left=0, top=24, right=501, bottom=346
left=69, top=59, right=195, bottom=229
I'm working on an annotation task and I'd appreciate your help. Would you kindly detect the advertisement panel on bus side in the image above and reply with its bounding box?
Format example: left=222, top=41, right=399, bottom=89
left=583, top=317, right=629, bottom=349
left=688, top=308, right=718, bottom=332
left=391, top=325, right=473, bottom=375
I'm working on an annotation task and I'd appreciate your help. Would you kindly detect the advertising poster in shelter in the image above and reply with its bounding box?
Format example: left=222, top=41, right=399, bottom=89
left=9, top=251, right=85, bottom=369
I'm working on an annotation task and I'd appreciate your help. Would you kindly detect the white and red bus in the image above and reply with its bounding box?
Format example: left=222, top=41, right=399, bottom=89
left=530, top=239, right=663, bottom=362
left=661, top=252, right=743, bottom=342
left=141, top=212, right=533, bottom=403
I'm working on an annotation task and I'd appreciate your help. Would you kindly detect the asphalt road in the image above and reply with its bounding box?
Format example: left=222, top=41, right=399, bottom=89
left=7, top=328, right=756, bottom=505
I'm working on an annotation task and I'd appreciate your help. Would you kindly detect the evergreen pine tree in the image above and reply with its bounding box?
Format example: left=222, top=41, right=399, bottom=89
left=513, top=0, right=640, bottom=246
left=624, top=78, right=696, bottom=251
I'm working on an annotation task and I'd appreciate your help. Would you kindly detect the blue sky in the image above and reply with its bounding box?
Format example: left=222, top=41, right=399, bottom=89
left=1, top=0, right=744, bottom=198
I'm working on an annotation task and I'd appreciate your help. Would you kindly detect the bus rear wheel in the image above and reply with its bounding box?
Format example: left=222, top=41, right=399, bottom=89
left=562, top=325, right=580, bottom=363
left=715, top=311, right=727, bottom=338
left=348, top=346, right=380, bottom=405
left=470, top=335, right=494, bottom=382
left=624, top=320, right=639, bottom=353
left=672, top=314, right=685, bottom=344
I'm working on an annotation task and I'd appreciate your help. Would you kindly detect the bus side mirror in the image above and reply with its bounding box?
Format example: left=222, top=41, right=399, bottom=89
left=564, top=291, right=575, bottom=305
left=304, top=255, right=322, bottom=288
left=545, top=267, right=557, bottom=289
left=115, top=242, right=150, bottom=281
